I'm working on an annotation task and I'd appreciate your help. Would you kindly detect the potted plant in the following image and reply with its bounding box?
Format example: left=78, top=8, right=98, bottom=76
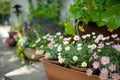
left=70, top=0, right=120, bottom=37
left=40, top=32, right=120, bottom=80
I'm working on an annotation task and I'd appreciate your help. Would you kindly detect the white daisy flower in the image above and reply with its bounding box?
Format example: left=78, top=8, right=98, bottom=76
left=74, top=35, right=80, bottom=41
left=45, top=53, right=51, bottom=59
left=65, top=46, right=70, bottom=51
left=77, top=47, right=82, bottom=50
left=73, top=56, right=78, bottom=61
left=77, top=43, right=82, bottom=47
left=81, top=62, right=87, bottom=67
left=57, top=46, right=62, bottom=52
left=59, top=58, right=65, bottom=64
left=35, top=38, right=41, bottom=43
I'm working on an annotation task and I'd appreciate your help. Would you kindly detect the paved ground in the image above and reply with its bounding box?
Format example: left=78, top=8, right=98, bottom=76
left=0, top=26, right=47, bottom=80
left=0, top=26, right=23, bottom=80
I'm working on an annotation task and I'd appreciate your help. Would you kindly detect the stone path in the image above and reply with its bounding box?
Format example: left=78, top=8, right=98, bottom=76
left=0, top=26, right=23, bottom=80
left=0, top=26, right=47, bottom=80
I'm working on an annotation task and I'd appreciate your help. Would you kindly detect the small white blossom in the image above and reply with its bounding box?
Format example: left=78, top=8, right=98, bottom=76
left=45, top=53, right=51, bottom=59
left=77, top=43, right=82, bottom=47
left=92, top=32, right=96, bottom=35
left=65, top=46, right=70, bottom=51
left=72, top=41, right=75, bottom=44
left=57, top=46, right=62, bottom=52
left=86, top=34, right=91, bottom=37
left=93, top=36, right=96, bottom=39
left=82, top=6, right=88, bottom=10
left=94, top=39, right=99, bottom=43
left=98, top=49, right=101, bottom=52
left=74, top=35, right=80, bottom=41
left=58, top=55, right=62, bottom=59
left=58, top=53, right=61, bottom=56
left=56, top=32, right=61, bottom=36
left=82, top=35, right=87, bottom=39
left=63, top=41, right=69, bottom=45
left=73, top=56, right=78, bottom=61
left=81, top=62, right=87, bottom=67
left=102, top=37, right=106, bottom=41
left=91, top=44, right=97, bottom=50
left=54, top=35, right=57, bottom=38
left=59, top=58, right=65, bottom=64
left=32, top=44, right=36, bottom=47
left=77, top=47, right=82, bottom=50
left=105, top=42, right=110, bottom=45
left=42, top=36, right=47, bottom=39
left=88, top=45, right=91, bottom=48
left=35, top=38, right=41, bottom=43
left=54, top=44, right=58, bottom=47
left=59, top=36, right=63, bottom=39
left=40, top=45, right=44, bottom=48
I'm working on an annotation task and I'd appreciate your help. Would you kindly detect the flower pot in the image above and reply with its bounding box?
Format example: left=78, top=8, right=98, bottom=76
left=69, top=65, right=100, bottom=75
left=43, top=58, right=60, bottom=65
left=76, top=22, right=120, bottom=38
left=69, top=65, right=88, bottom=72
left=24, top=48, right=43, bottom=60
left=40, top=58, right=100, bottom=80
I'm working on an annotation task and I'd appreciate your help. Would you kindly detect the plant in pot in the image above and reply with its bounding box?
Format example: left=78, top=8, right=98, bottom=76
left=40, top=33, right=100, bottom=80
left=68, top=32, right=120, bottom=80
left=41, top=32, right=120, bottom=80
left=23, top=36, right=48, bottom=61
left=70, top=0, right=120, bottom=37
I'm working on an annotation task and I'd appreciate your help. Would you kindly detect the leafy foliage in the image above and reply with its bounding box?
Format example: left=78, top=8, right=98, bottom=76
left=29, top=0, right=64, bottom=22
left=0, top=0, right=10, bottom=14
left=70, top=0, right=120, bottom=30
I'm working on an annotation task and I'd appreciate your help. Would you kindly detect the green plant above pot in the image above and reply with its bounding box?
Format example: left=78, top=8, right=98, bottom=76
left=70, top=0, right=120, bottom=30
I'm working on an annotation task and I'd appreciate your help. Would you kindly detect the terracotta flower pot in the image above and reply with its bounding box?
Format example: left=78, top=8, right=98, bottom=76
left=69, top=65, right=88, bottom=72
left=40, top=58, right=100, bottom=80
left=24, top=48, right=44, bottom=60
left=69, top=65, right=100, bottom=75
left=43, top=58, right=60, bottom=65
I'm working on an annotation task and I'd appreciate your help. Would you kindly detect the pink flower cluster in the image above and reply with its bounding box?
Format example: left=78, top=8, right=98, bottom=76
left=112, top=44, right=120, bottom=52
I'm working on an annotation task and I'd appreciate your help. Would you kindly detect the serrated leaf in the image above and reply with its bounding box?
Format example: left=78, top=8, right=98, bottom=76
left=107, top=16, right=117, bottom=29
left=91, top=9, right=102, bottom=22
left=70, top=5, right=82, bottom=19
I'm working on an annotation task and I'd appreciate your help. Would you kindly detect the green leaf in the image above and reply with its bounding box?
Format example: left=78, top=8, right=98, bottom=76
left=107, top=15, right=120, bottom=29
left=70, top=5, right=82, bottom=19
left=91, top=9, right=102, bottom=22
left=64, top=22, right=75, bottom=35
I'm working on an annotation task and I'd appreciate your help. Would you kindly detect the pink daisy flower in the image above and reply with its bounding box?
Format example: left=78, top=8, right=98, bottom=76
left=112, top=73, right=120, bottom=80
left=86, top=69, right=93, bottom=76
left=56, top=32, right=61, bottom=36
left=112, top=44, right=120, bottom=52
left=93, top=61, right=100, bottom=69
left=99, top=73, right=108, bottom=80
left=101, top=68, right=108, bottom=75
left=109, top=64, right=116, bottom=72
left=101, top=56, right=110, bottom=65
left=105, top=36, right=110, bottom=40
left=98, top=42, right=104, bottom=48
left=97, top=34, right=104, bottom=40
left=48, top=43, right=53, bottom=49
left=93, top=52, right=99, bottom=59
